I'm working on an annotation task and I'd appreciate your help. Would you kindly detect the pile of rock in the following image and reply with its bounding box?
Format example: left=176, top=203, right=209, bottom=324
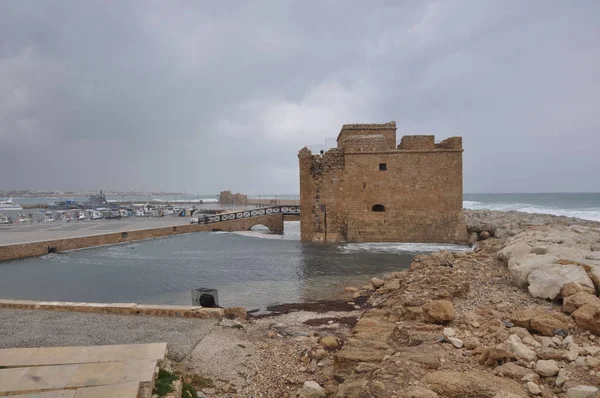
left=324, top=212, right=600, bottom=397
left=199, top=210, right=600, bottom=397
left=497, top=223, right=600, bottom=335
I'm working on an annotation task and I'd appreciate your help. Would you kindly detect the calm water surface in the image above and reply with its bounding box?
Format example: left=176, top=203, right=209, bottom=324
left=0, top=222, right=468, bottom=309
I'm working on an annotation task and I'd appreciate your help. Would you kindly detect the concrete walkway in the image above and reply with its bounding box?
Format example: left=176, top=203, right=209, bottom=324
left=0, top=309, right=218, bottom=361
left=0, top=343, right=167, bottom=368
left=0, top=343, right=166, bottom=397
left=0, top=217, right=189, bottom=246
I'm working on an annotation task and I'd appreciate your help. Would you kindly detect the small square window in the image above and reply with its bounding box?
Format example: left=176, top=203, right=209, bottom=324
left=379, top=163, right=387, bottom=171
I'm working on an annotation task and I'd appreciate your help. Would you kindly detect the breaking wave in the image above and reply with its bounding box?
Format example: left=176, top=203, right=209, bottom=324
left=463, top=201, right=600, bottom=222
left=340, top=242, right=471, bottom=254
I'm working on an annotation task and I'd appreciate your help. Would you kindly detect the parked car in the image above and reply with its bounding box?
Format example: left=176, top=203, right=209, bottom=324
left=189, top=213, right=210, bottom=224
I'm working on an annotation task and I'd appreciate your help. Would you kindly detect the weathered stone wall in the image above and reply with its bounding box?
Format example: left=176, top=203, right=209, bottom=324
left=219, top=191, right=248, bottom=205
left=0, top=214, right=284, bottom=262
left=337, top=121, right=397, bottom=150
left=299, top=124, right=468, bottom=244
left=398, top=135, right=436, bottom=150
left=341, top=134, right=389, bottom=152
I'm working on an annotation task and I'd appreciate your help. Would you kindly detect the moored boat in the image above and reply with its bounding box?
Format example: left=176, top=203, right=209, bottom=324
left=49, top=199, right=78, bottom=210
left=15, top=214, right=33, bottom=224
left=79, top=189, right=110, bottom=209
left=0, top=213, right=11, bottom=224
left=88, top=210, right=104, bottom=220
left=37, top=211, right=55, bottom=222
left=0, top=198, right=22, bottom=211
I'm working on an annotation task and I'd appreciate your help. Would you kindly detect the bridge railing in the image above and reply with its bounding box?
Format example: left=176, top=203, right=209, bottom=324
left=198, top=206, right=300, bottom=224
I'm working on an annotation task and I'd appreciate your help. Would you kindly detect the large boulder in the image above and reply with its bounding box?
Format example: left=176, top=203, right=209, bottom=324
left=527, top=264, right=594, bottom=300
left=422, top=300, right=455, bottom=324
left=571, top=304, right=600, bottom=335
left=494, top=363, right=531, bottom=380
left=530, top=314, right=569, bottom=336
left=566, top=385, right=599, bottom=398
left=527, top=270, right=564, bottom=300
left=561, top=282, right=596, bottom=298
left=423, top=370, right=527, bottom=397
left=498, top=241, right=532, bottom=263
left=534, top=359, right=559, bottom=377
left=499, top=335, right=536, bottom=362
left=370, top=277, right=385, bottom=289
left=508, top=255, right=558, bottom=287
left=510, top=309, right=538, bottom=329
left=299, top=381, right=326, bottom=398
left=563, top=292, right=600, bottom=314
left=578, top=263, right=600, bottom=293
left=511, top=310, right=569, bottom=336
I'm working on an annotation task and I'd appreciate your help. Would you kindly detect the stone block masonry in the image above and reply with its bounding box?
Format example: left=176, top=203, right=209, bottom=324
left=298, top=121, right=468, bottom=244
left=219, top=190, right=248, bottom=206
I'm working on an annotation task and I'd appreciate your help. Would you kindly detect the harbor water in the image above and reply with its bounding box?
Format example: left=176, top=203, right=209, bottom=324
left=0, top=222, right=468, bottom=309
left=1, top=193, right=599, bottom=309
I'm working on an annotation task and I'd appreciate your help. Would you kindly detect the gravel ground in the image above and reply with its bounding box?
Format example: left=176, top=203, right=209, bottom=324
left=0, top=309, right=218, bottom=361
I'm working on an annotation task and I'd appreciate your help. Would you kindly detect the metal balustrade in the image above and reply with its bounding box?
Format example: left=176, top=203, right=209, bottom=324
left=196, top=206, right=300, bottom=225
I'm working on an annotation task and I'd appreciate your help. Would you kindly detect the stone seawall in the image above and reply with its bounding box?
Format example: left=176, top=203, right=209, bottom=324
left=0, top=213, right=284, bottom=262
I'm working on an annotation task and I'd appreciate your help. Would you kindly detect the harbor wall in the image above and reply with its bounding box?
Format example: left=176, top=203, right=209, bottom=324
left=0, top=299, right=232, bottom=319
left=0, top=214, right=285, bottom=262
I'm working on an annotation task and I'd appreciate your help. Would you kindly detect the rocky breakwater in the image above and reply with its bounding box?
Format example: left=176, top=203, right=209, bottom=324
left=496, top=218, right=600, bottom=337
left=319, top=210, right=600, bottom=398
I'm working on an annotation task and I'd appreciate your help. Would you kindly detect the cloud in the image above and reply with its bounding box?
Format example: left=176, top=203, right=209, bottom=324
left=1, top=0, right=599, bottom=193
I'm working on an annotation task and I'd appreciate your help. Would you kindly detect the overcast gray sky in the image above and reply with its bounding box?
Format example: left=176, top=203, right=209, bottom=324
left=1, top=1, right=599, bottom=194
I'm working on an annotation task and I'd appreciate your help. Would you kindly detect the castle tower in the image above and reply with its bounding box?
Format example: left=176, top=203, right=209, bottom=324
left=298, top=122, right=468, bottom=243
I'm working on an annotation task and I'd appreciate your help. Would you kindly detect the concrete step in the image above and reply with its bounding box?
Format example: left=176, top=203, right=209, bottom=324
left=10, top=381, right=140, bottom=397
left=0, top=343, right=167, bottom=368
left=0, top=359, right=157, bottom=397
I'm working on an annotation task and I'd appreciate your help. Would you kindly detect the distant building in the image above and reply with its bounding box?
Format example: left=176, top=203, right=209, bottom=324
left=219, top=191, right=248, bottom=206
left=298, top=121, right=468, bottom=243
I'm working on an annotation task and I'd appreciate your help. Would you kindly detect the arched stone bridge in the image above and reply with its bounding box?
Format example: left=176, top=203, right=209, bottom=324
left=193, top=206, right=300, bottom=234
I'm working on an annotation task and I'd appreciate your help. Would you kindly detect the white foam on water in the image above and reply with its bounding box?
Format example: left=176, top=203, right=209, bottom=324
left=463, top=201, right=600, bottom=222
left=232, top=230, right=297, bottom=240
left=340, top=242, right=471, bottom=254
left=231, top=221, right=301, bottom=240
left=151, top=198, right=218, bottom=203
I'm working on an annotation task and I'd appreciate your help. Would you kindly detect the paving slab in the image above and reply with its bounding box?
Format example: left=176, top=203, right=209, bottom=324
left=11, top=391, right=75, bottom=398
left=0, top=343, right=167, bottom=368
left=65, top=359, right=157, bottom=388
left=73, top=382, right=140, bottom=398
left=8, top=364, right=79, bottom=394
left=0, top=368, right=29, bottom=394
left=0, top=360, right=156, bottom=395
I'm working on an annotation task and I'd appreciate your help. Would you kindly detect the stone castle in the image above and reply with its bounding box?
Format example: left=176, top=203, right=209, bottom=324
left=298, top=121, right=468, bottom=243
left=218, top=191, right=248, bottom=206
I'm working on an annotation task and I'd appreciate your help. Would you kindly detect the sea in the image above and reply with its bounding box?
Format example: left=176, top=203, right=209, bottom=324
left=0, top=193, right=598, bottom=309
left=463, top=192, right=600, bottom=222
